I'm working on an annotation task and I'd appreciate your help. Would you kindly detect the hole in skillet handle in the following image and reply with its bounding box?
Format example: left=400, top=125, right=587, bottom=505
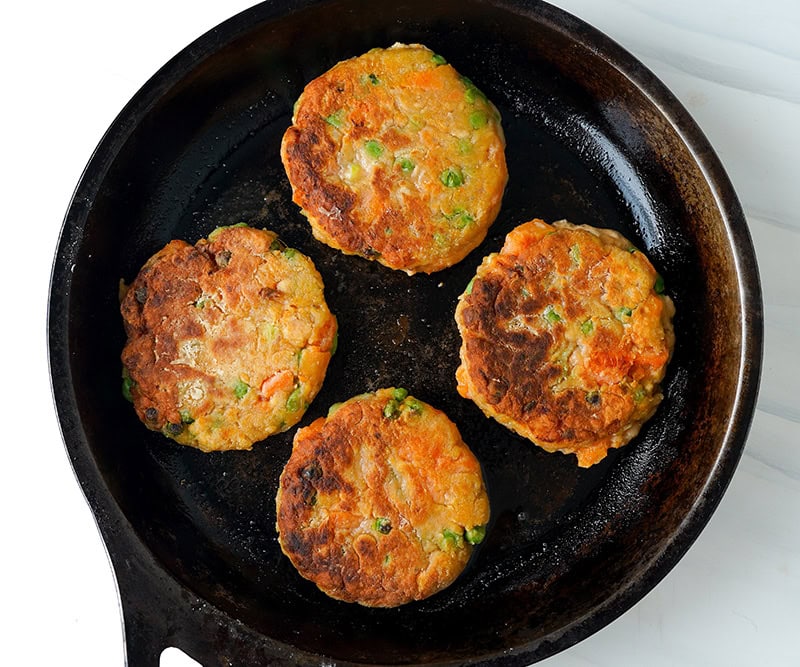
left=160, top=648, right=201, bottom=667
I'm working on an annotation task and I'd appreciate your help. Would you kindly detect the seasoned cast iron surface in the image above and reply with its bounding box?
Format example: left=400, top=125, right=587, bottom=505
left=54, top=0, right=758, bottom=664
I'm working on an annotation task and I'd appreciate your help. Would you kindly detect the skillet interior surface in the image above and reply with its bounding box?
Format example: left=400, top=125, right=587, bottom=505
left=49, top=0, right=762, bottom=664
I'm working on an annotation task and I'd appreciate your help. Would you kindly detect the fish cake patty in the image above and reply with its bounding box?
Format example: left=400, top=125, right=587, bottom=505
left=120, top=225, right=337, bottom=452
left=276, top=388, right=490, bottom=607
left=455, top=219, right=675, bottom=467
left=281, top=43, right=508, bottom=275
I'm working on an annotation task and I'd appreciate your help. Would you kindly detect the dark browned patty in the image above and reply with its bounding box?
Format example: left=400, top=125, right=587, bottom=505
left=455, top=219, right=675, bottom=467
left=276, top=388, right=490, bottom=607
left=120, top=224, right=337, bottom=452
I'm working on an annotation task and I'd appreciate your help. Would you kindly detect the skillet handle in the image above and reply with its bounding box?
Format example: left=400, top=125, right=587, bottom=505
left=104, top=514, right=291, bottom=666
left=111, top=545, right=238, bottom=667
left=115, top=555, right=172, bottom=667
left=122, top=612, right=165, bottom=667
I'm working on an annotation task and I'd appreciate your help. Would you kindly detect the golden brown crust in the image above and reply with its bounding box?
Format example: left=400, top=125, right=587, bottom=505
left=455, top=219, right=675, bottom=467
left=120, top=225, right=337, bottom=452
left=276, top=388, right=490, bottom=607
left=281, top=43, right=508, bottom=274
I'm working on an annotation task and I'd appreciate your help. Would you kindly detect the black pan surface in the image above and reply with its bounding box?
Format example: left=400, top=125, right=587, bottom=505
left=48, top=1, right=762, bottom=665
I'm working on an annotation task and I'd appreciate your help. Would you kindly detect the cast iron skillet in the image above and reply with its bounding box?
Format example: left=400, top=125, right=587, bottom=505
left=48, top=1, right=763, bottom=665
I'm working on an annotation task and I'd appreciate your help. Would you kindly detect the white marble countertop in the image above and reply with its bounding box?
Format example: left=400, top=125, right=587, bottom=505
left=5, top=0, right=798, bottom=665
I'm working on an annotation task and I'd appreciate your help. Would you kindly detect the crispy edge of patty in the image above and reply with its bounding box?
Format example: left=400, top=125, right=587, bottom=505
left=455, top=219, right=675, bottom=467
left=276, top=388, right=490, bottom=607
left=120, top=224, right=337, bottom=452
left=280, top=43, right=507, bottom=274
